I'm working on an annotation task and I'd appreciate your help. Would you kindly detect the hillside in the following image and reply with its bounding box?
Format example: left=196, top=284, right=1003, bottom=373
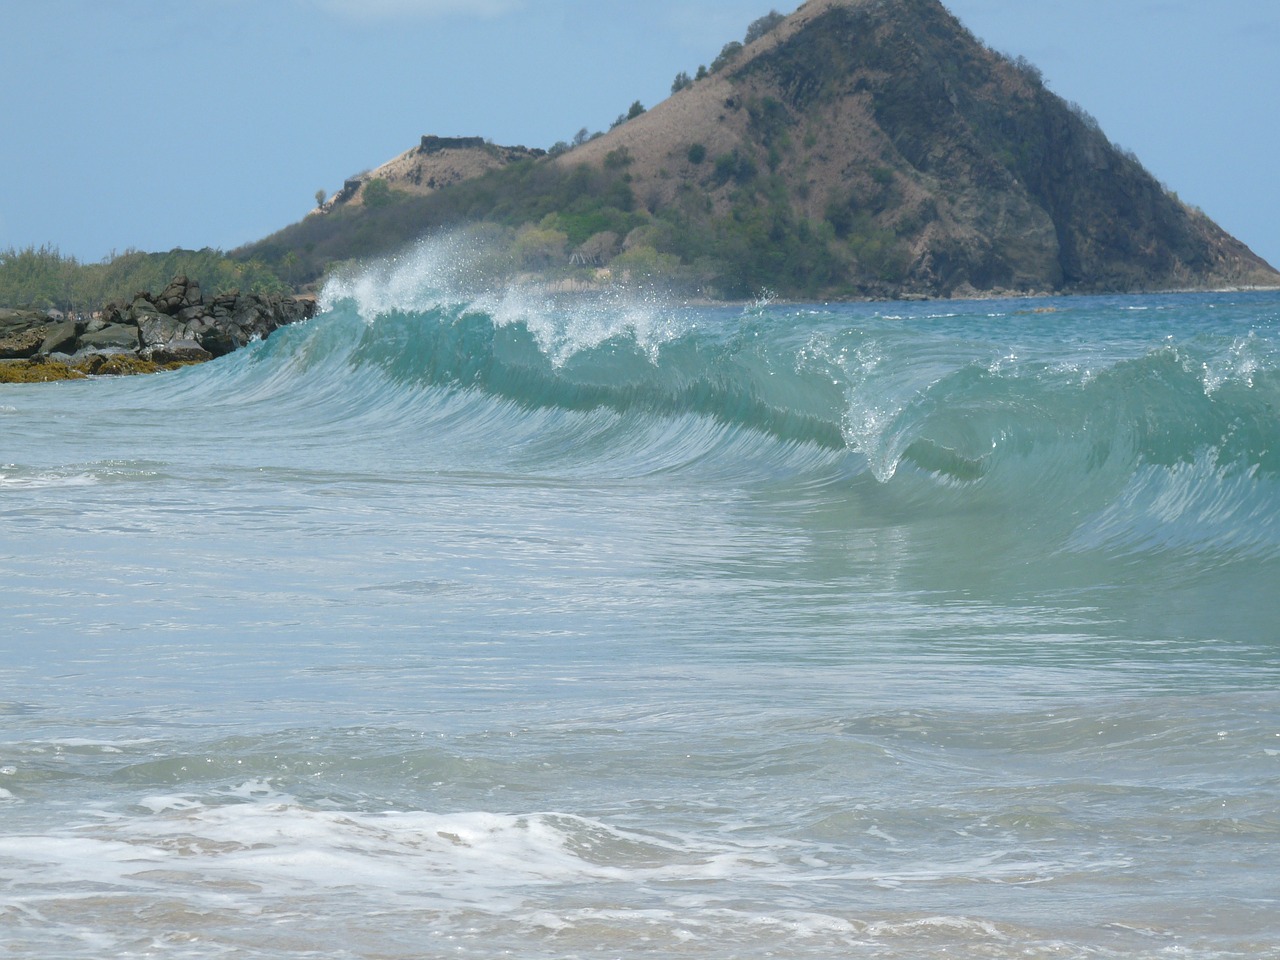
left=235, top=0, right=1280, bottom=299
left=320, top=136, right=545, bottom=210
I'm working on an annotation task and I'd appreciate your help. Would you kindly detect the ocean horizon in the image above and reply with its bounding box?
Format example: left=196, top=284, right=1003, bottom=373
left=3, top=245, right=1278, bottom=958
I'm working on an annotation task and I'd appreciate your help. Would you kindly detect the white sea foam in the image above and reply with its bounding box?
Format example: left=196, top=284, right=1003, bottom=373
left=319, top=229, right=688, bottom=367
left=0, top=783, right=1102, bottom=915
left=1, top=785, right=1133, bottom=960
left=0, top=470, right=100, bottom=490
left=476, top=284, right=685, bottom=367
left=1201, top=331, right=1265, bottom=394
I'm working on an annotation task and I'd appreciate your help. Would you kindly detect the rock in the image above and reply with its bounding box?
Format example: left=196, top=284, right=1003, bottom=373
left=0, top=326, right=48, bottom=359
left=0, top=309, right=48, bottom=341
left=127, top=295, right=162, bottom=323
left=39, top=319, right=82, bottom=355
left=198, top=319, right=246, bottom=358
left=154, top=275, right=202, bottom=315
left=3, top=276, right=317, bottom=377
left=145, top=339, right=212, bottom=364
left=137, top=314, right=184, bottom=351
left=98, top=304, right=125, bottom=327
left=76, top=323, right=141, bottom=355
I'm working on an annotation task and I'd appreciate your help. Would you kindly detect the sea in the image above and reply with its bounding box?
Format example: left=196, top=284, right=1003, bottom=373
left=2, top=244, right=1278, bottom=959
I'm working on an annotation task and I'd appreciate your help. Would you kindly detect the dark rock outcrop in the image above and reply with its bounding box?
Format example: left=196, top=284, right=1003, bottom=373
left=0, top=276, right=316, bottom=380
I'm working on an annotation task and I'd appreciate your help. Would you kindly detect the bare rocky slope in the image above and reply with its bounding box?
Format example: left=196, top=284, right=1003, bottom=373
left=321, top=136, right=545, bottom=210
left=238, top=0, right=1279, bottom=299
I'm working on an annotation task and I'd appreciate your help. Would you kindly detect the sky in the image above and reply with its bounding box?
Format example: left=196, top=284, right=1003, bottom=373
left=2, top=0, right=1277, bottom=267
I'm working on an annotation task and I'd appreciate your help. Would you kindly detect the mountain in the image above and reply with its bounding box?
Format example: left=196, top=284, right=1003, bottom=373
left=236, top=0, right=1279, bottom=299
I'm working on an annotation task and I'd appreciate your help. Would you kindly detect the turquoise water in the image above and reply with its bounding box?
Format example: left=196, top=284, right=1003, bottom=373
left=2, top=249, right=1278, bottom=958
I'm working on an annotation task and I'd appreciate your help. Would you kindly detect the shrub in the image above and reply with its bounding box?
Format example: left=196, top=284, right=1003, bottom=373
left=687, top=143, right=707, bottom=165
left=711, top=41, right=743, bottom=73
left=362, top=179, right=394, bottom=209
left=1012, top=55, right=1043, bottom=86
left=611, top=245, right=682, bottom=283
left=712, top=150, right=757, bottom=186
left=744, top=10, right=785, bottom=45
left=512, top=224, right=568, bottom=269
left=604, top=147, right=634, bottom=170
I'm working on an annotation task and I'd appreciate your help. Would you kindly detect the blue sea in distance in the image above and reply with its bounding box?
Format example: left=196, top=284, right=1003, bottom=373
left=2, top=242, right=1279, bottom=959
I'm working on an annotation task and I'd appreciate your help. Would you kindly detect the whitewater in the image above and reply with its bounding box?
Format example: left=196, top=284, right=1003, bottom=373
left=2, top=244, right=1278, bottom=958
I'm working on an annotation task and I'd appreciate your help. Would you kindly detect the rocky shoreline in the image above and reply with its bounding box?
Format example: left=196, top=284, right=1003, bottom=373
left=0, top=276, right=316, bottom=382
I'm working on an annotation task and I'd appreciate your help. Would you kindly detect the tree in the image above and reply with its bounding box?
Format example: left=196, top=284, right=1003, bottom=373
left=512, top=224, right=568, bottom=270
left=611, top=101, right=647, bottom=130
left=744, top=10, right=785, bottom=45
left=671, top=71, right=693, bottom=94
left=314, top=188, right=327, bottom=208
left=711, top=42, right=743, bottom=73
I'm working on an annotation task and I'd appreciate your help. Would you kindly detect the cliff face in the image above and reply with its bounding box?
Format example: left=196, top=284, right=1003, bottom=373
left=567, top=0, right=1278, bottom=296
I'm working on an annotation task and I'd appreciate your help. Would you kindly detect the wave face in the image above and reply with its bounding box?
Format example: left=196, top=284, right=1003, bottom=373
left=198, top=244, right=1279, bottom=572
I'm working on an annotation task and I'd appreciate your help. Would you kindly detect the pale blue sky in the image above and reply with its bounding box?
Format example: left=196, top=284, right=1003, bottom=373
left=2, top=0, right=1277, bottom=268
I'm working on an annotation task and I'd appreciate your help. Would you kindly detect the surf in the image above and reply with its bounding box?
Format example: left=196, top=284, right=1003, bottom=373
left=73, top=237, right=1279, bottom=572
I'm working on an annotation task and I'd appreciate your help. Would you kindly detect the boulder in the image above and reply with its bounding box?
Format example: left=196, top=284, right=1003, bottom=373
left=0, top=326, right=48, bottom=359
left=76, top=323, right=141, bottom=355
left=0, top=308, right=47, bottom=335
left=154, top=275, right=202, bottom=315
left=127, top=295, right=162, bottom=323
left=137, top=313, right=184, bottom=351
left=146, top=339, right=212, bottom=364
left=197, top=319, right=246, bottom=358
left=98, top=303, right=125, bottom=327
left=39, top=319, right=82, bottom=355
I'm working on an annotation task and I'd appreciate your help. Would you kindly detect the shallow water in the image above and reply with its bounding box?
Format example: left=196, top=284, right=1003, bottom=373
left=2, top=252, right=1278, bottom=957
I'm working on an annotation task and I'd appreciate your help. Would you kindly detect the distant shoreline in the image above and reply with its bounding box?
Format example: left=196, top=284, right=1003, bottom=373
left=8, top=284, right=1280, bottom=385
left=0, top=277, right=315, bottom=383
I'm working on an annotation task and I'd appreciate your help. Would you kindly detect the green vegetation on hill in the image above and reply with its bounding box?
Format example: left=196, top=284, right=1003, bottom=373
left=0, top=245, right=287, bottom=313
left=240, top=154, right=855, bottom=299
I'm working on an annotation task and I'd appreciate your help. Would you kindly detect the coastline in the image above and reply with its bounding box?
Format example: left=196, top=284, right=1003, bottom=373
left=6, top=279, right=1279, bottom=384
left=0, top=276, right=316, bottom=383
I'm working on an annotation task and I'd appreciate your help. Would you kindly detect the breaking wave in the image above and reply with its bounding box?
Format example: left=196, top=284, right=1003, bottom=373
left=133, top=237, right=1280, bottom=563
